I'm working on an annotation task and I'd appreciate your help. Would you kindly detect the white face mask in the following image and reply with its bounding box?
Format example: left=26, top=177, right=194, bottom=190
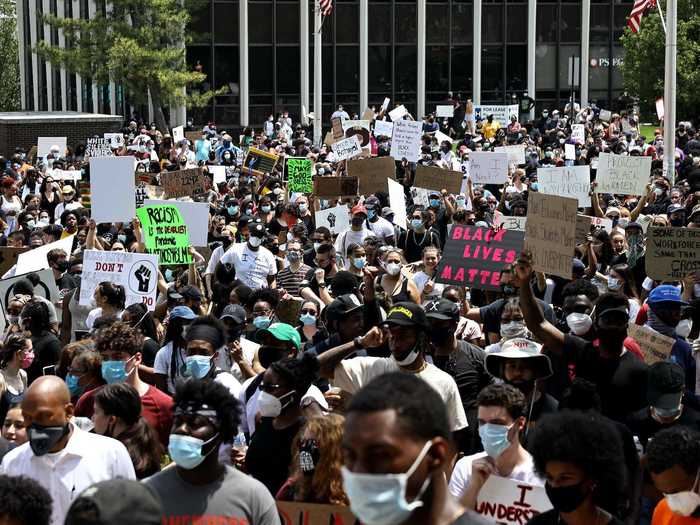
left=385, top=262, right=402, bottom=276
left=676, top=319, right=693, bottom=339
left=665, top=469, right=700, bottom=517
left=257, top=390, right=296, bottom=418
left=394, top=345, right=420, bottom=367
left=248, top=236, right=263, bottom=248
left=500, top=321, right=528, bottom=339
left=607, top=276, right=621, bottom=291
left=341, top=441, right=433, bottom=525
left=566, top=312, right=593, bottom=336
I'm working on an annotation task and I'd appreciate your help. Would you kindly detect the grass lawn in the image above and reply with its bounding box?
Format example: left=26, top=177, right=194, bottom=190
left=639, top=124, right=659, bottom=140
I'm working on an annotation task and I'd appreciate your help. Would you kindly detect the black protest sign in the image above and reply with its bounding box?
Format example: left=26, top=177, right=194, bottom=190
left=313, top=176, right=359, bottom=197
left=436, top=226, right=525, bottom=291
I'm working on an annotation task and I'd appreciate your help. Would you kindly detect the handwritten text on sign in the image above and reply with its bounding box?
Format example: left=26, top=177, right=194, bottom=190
left=537, top=166, right=591, bottom=207
left=595, top=153, right=651, bottom=196
left=475, top=475, right=552, bottom=525
left=286, top=158, right=314, bottom=193
left=436, top=226, right=525, bottom=291
left=469, top=151, right=509, bottom=184
left=627, top=322, right=674, bottom=365
left=524, top=193, right=578, bottom=279
left=331, top=135, right=363, bottom=161
left=645, top=227, right=700, bottom=281
left=390, top=120, right=423, bottom=162
left=136, top=205, right=193, bottom=265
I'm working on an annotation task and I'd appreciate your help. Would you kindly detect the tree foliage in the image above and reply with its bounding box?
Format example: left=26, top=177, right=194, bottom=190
left=620, top=0, right=700, bottom=121
left=0, top=0, right=21, bottom=112
left=35, top=0, right=224, bottom=128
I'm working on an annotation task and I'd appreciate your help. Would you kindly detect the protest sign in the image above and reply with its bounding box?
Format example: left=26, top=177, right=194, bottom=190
left=160, top=168, right=209, bottom=200
left=347, top=156, right=396, bottom=195
left=331, top=117, right=344, bottom=139
left=90, top=156, right=136, bottom=224
left=388, top=104, right=408, bottom=121
left=469, top=151, right=509, bottom=184
left=286, top=158, right=314, bottom=193
left=37, top=137, right=67, bottom=158
left=342, top=120, right=371, bottom=133
left=495, top=145, right=526, bottom=166
left=0, top=269, right=61, bottom=334
left=313, top=176, right=359, bottom=197
left=571, top=124, right=585, bottom=144
left=144, top=199, right=209, bottom=247
left=136, top=205, right=193, bottom=265
left=656, top=98, right=665, bottom=121
left=473, top=105, right=519, bottom=127
left=208, top=166, right=227, bottom=185
left=411, top=187, right=430, bottom=207
left=374, top=119, right=393, bottom=137
left=0, top=247, right=29, bottom=277
left=599, top=109, right=612, bottom=121
left=645, top=227, right=700, bottom=281
left=80, top=250, right=159, bottom=311
left=381, top=97, right=390, bottom=113
left=388, top=178, right=407, bottom=229
left=436, top=105, right=454, bottom=118
left=436, top=226, right=525, bottom=291
left=242, top=147, right=280, bottom=177
left=494, top=212, right=527, bottom=231
left=390, top=120, right=423, bottom=162
left=314, top=205, right=350, bottom=235
left=16, top=235, right=75, bottom=274
left=415, top=165, right=462, bottom=194
left=172, top=125, right=184, bottom=143
left=47, top=169, right=81, bottom=181
left=627, top=323, right=675, bottom=365
left=565, top=143, right=576, bottom=160
left=276, top=501, right=359, bottom=525
left=435, top=130, right=453, bottom=144
left=537, top=166, right=591, bottom=207
left=103, top=133, right=124, bottom=149
left=331, top=135, right=363, bottom=161
left=84, top=137, right=113, bottom=158
left=361, top=108, right=375, bottom=121
left=475, top=476, right=552, bottom=525
left=524, top=193, right=578, bottom=279
left=595, top=153, right=651, bottom=196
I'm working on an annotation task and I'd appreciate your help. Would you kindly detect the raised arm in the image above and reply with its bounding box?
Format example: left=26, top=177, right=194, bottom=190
left=317, top=327, right=383, bottom=379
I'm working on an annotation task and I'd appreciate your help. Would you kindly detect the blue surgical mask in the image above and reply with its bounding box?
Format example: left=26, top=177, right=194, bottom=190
left=429, top=199, right=440, bottom=208
left=164, top=269, right=174, bottom=282
left=367, top=209, right=377, bottom=220
left=227, top=205, right=238, bottom=215
left=410, top=219, right=423, bottom=231
left=117, top=234, right=127, bottom=244
left=184, top=355, right=213, bottom=379
left=298, top=203, right=308, bottom=213
left=352, top=257, right=366, bottom=270
left=478, top=423, right=514, bottom=459
left=101, top=357, right=134, bottom=384
left=300, top=313, right=317, bottom=326
left=530, top=182, right=539, bottom=191
left=607, top=276, right=621, bottom=290
left=65, top=374, right=84, bottom=397
left=261, top=205, right=271, bottom=213
left=253, top=316, right=271, bottom=329
left=168, top=433, right=219, bottom=470
left=341, top=441, right=433, bottom=525
left=456, top=198, right=466, bottom=207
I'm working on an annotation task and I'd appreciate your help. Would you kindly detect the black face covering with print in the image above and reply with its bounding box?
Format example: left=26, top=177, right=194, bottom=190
left=299, top=439, right=320, bottom=475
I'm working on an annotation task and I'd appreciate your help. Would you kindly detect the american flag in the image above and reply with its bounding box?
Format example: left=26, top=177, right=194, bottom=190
left=627, top=0, right=656, bottom=33
left=320, top=0, right=333, bottom=16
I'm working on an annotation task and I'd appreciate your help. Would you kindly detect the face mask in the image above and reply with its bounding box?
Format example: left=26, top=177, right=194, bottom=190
left=298, top=203, right=308, bottom=213
left=261, top=205, right=271, bottom=213
left=385, top=262, right=402, bottom=276
left=300, top=313, right=317, bottom=326
left=28, top=422, right=70, bottom=456
left=618, top=218, right=629, bottom=228
left=607, top=276, right=621, bottom=291
left=478, top=423, right=514, bottom=458
left=65, top=374, right=84, bottom=397
left=501, top=284, right=516, bottom=297
left=299, top=439, right=320, bottom=475
left=410, top=219, right=423, bottom=231
left=168, top=433, right=219, bottom=470
left=352, top=257, right=367, bottom=270
left=530, top=182, right=540, bottom=191
left=101, top=357, right=134, bottom=384
left=566, top=312, right=593, bottom=336
left=671, top=217, right=685, bottom=227
left=25, top=220, right=35, bottom=230
left=654, top=187, right=664, bottom=197
left=227, top=205, right=239, bottom=215
left=257, top=390, right=296, bottom=417
left=665, top=469, right=700, bottom=517
left=394, top=345, right=420, bottom=367
left=351, top=217, right=365, bottom=228
left=253, top=315, right=271, bottom=330
left=185, top=355, right=213, bottom=379
left=429, top=199, right=440, bottom=208
left=313, top=242, right=322, bottom=252
left=286, top=251, right=301, bottom=263
left=20, top=350, right=35, bottom=369
left=367, top=209, right=376, bottom=220
left=456, top=198, right=466, bottom=208
left=7, top=315, right=18, bottom=326
left=164, top=269, right=174, bottom=282
left=545, top=481, right=590, bottom=513
left=500, top=321, right=528, bottom=339
left=248, top=236, right=263, bottom=248
left=677, top=319, right=693, bottom=338
left=341, top=441, right=433, bottom=525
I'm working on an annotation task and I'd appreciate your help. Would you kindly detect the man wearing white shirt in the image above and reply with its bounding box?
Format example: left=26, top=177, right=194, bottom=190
left=363, top=196, right=395, bottom=245
left=334, top=204, right=373, bottom=266
left=330, top=105, right=350, bottom=121
left=220, top=223, right=277, bottom=290
left=53, top=185, right=83, bottom=222
left=1, top=376, right=135, bottom=525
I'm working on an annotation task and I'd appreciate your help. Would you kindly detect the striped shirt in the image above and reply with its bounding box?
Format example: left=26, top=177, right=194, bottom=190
left=276, top=264, right=312, bottom=297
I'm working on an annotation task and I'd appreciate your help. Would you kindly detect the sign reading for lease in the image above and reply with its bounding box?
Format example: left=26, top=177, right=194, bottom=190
left=475, top=476, right=552, bottom=525
left=645, top=227, right=700, bottom=281
left=595, top=153, right=652, bottom=196
left=436, top=226, right=525, bottom=291
left=136, top=205, right=193, bottom=265
left=286, top=158, right=314, bottom=193
left=80, top=250, right=159, bottom=311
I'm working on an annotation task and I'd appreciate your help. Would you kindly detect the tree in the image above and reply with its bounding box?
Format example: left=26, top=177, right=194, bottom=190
left=0, top=0, right=21, bottom=112
left=35, top=0, right=223, bottom=129
left=620, top=0, right=700, bottom=121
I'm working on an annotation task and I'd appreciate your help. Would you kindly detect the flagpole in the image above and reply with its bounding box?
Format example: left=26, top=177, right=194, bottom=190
left=656, top=0, right=667, bottom=35
left=663, top=0, right=676, bottom=183
left=313, top=4, right=323, bottom=146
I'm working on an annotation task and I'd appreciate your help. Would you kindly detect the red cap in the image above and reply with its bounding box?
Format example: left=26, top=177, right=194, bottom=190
left=351, top=204, right=368, bottom=216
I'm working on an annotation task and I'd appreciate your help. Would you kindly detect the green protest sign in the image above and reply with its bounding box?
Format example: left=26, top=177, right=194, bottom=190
left=287, top=158, right=313, bottom=193
left=136, top=204, right=193, bottom=265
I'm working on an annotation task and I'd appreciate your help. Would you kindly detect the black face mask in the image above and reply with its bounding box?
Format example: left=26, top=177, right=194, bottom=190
left=501, top=284, right=517, bottom=297
left=430, top=330, right=452, bottom=347
left=671, top=217, right=685, bottom=227
left=351, top=217, right=365, bottom=228
left=28, top=422, right=70, bottom=456
left=299, top=439, right=320, bottom=475
left=54, top=260, right=70, bottom=272
left=258, top=345, right=288, bottom=369
left=545, top=481, right=589, bottom=513
left=222, top=237, right=233, bottom=249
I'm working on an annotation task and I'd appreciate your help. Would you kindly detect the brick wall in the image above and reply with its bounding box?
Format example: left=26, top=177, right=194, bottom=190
left=0, top=117, right=123, bottom=157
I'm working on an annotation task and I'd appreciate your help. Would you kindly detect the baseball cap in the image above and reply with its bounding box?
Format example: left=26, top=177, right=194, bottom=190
left=325, top=294, right=363, bottom=322
left=667, top=203, right=685, bottom=215
left=258, top=322, right=301, bottom=351
left=219, top=304, right=246, bottom=324
left=178, top=285, right=202, bottom=302
left=65, top=479, right=162, bottom=525
left=647, top=361, right=684, bottom=411
left=382, top=206, right=395, bottom=219
left=385, top=302, right=429, bottom=330
left=648, top=284, right=687, bottom=305
left=170, top=305, right=197, bottom=320
left=690, top=204, right=700, bottom=221
left=249, top=222, right=266, bottom=238
left=167, top=287, right=183, bottom=301
left=624, top=221, right=643, bottom=232
left=351, top=204, right=368, bottom=216
left=604, top=207, right=620, bottom=217
left=424, top=299, right=460, bottom=321
left=484, top=338, right=553, bottom=380
left=364, top=196, right=380, bottom=207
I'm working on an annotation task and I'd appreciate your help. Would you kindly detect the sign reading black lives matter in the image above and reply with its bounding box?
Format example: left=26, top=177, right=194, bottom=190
left=436, top=226, right=525, bottom=291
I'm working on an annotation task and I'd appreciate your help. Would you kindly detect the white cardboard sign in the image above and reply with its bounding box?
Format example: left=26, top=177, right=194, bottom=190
left=16, top=235, right=75, bottom=274
left=144, top=199, right=210, bottom=247
left=172, top=125, right=185, bottom=143
left=388, top=105, right=408, bottom=122
left=434, top=130, right=454, bottom=144
left=571, top=124, right=585, bottom=144
left=565, top=143, right=576, bottom=160
left=37, top=137, right=67, bottom=158
left=388, top=178, right=407, bottom=230
left=495, top=145, right=526, bottom=166
left=80, top=250, right=159, bottom=311
left=104, top=133, right=125, bottom=149
left=474, top=105, right=519, bottom=127
left=537, top=165, right=591, bottom=207
left=341, top=120, right=371, bottom=133
left=374, top=120, right=394, bottom=138
left=596, top=152, right=652, bottom=196
left=331, top=135, right=363, bottom=161
left=0, top=269, right=61, bottom=335
left=208, top=165, right=227, bottom=185
left=468, top=151, right=509, bottom=184
left=436, top=105, right=455, bottom=118
left=47, top=168, right=82, bottom=181
left=494, top=212, right=527, bottom=231
left=90, top=156, right=137, bottom=224
left=475, top=475, right=552, bottom=525
left=390, top=120, right=423, bottom=162
left=314, top=205, right=350, bottom=235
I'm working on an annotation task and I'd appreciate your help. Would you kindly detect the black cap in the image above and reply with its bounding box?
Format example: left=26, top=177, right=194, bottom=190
left=385, top=302, right=430, bottom=330
left=648, top=361, right=684, bottom=410
left=65, top=479, right=162, bottom=525
left=178, top=285, right=202, bottom=301
left=249, top=222, right=266, bottom=238
left=325, top=294, right=363, bottom=322
left=424, top=299, right=460, bottom=321
left=220, top=304, right=246, bottom=324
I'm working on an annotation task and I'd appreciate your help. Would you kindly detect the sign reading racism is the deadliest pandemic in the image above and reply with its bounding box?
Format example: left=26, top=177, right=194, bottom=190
left=136, top=205, right=193, bottom=265
left=436, top=226, right=525, bottom=291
